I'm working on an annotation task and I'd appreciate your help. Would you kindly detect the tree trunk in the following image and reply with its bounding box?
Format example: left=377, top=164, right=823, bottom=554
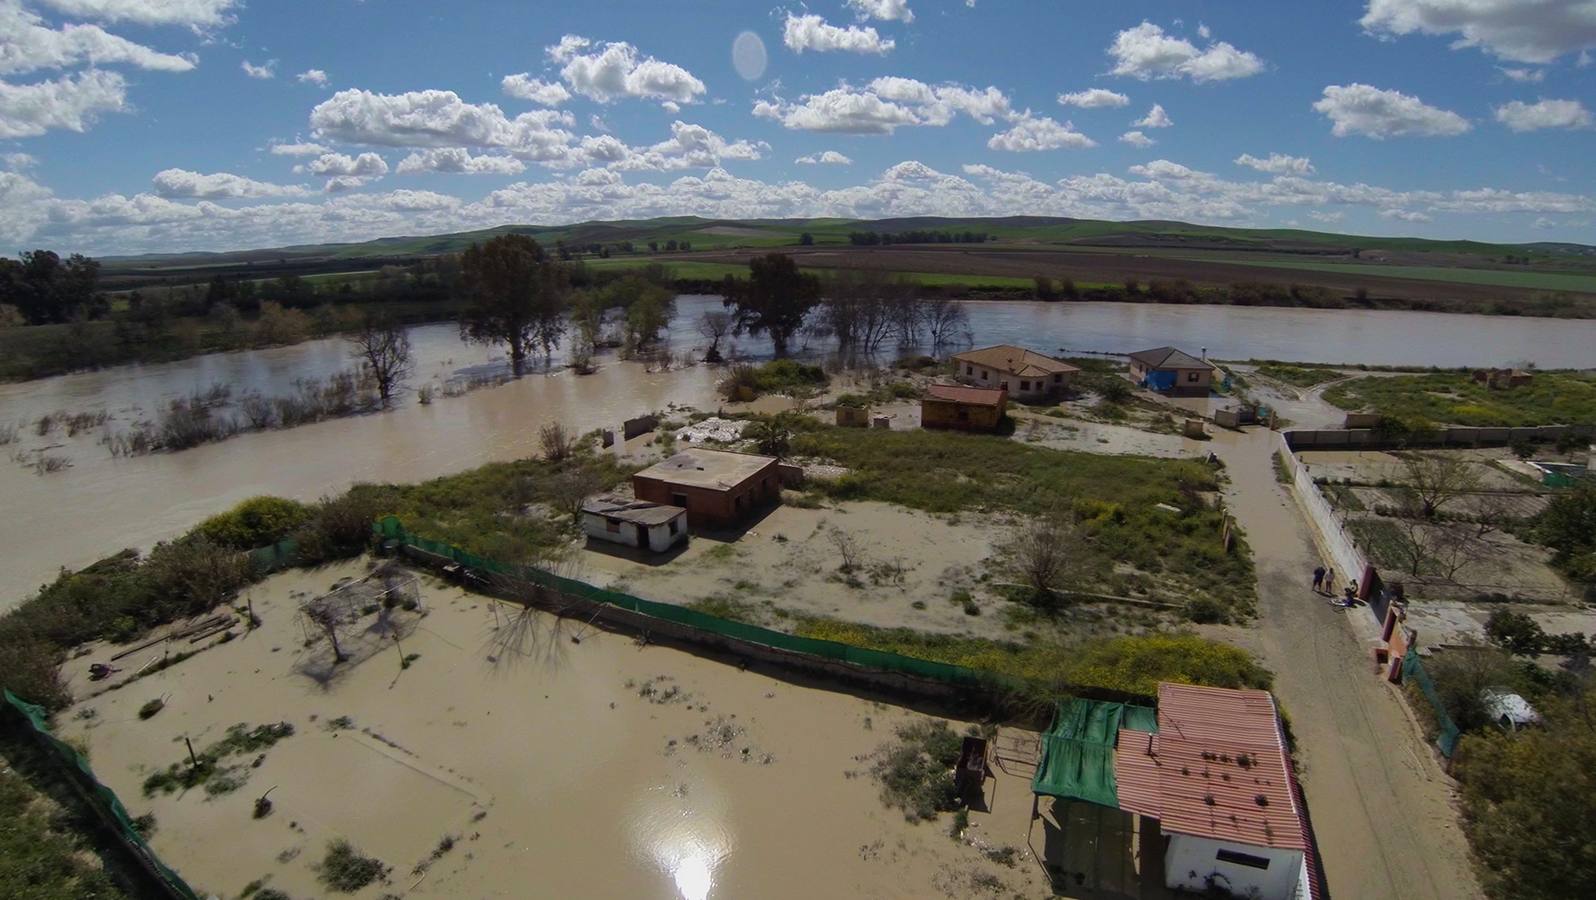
left=326, top=626, right=345, bottom=662
left=770, top=331, right=790, bottom=358
left=510, top=345, right=526, bottom=377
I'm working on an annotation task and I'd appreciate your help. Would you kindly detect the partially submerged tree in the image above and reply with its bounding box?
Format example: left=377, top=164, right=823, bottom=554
left=457, top=234, right=570, bottom=376
left=302, top=598, right=349, bottom=663
left=922, top=297, right=970, bottom=350
left=698, top=311, right=733, bottom=363
left=539, top=421, right=576, bottom=461
left=345, top=315, right=414, bottom=407
left=722, top=253, right=821, bottom=357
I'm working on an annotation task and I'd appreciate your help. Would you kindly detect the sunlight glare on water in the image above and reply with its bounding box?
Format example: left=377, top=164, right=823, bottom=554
left=630, top=776, right=733, bottom=900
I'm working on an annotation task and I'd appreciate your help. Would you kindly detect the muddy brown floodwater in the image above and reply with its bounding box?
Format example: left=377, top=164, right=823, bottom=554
left=4, top=295, right=1593, bottom=606
left=60, top=560, right=1049, bottom=900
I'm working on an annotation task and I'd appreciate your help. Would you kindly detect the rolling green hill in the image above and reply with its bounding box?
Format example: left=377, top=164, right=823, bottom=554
left=102, top=214, right=1594, bottom=268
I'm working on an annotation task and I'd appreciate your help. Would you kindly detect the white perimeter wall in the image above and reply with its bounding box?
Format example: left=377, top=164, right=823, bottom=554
left=1277, top=433, right=1367, bottom=586
left=1165, top=833, right=1304, bottom=900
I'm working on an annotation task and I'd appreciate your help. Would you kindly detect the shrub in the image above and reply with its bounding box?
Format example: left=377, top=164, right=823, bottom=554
left=137, top=698, right=165, bottom=720
left=1182, top=597, right=1227, bottom=624
left=195, top=497, right=311, bottom=550
left=318, top=840, right=388, bottom=893
left=293, top=491, right=384, bottom=563
left=142, top=536, right=254, bottom=620
left=871, top=719, right=963, bottom=821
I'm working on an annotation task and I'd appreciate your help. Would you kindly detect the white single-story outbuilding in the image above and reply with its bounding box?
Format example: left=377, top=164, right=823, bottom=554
left=581, top=495, right=687, bottom=553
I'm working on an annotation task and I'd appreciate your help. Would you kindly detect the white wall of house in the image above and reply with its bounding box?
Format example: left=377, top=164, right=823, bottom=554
left=954, top=362, right=1066, bottom=401
left=581, top=513, right=687, bottom=552
left=1164, top=833, right=1304, bottom=900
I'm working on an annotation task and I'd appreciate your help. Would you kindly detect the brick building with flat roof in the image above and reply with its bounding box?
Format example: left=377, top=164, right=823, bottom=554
left=632, top=447, right=781, bottom=529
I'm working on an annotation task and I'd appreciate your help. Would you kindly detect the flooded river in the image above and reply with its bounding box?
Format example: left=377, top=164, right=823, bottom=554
left=2, top=296, right=1592, bottom=605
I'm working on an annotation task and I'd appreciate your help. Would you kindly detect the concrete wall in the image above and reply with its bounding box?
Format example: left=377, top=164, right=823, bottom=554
left=1164, top=833, right=1304, bottom=900
left=581, top=512, right=686, bottom=552
left=622, top=414, right=661, bottom=441
left=634, top=463, right=782, bottom=529
left=1277, top=433, right=1368, bottom=594
left=836, top=406, right=871, bottom=427
left=921, top=398, right=1005, bottom=431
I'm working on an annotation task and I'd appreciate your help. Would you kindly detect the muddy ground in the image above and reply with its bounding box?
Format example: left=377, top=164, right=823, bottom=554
left=59, top=560, right=1087, bottom=900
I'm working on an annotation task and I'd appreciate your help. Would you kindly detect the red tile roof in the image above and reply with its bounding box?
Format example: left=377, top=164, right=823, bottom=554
left=952, top=345, right=1081, bottom=378
left=1114, top=683, right=1306, bottom=851
left=925, top=383, right=1007, bottom=406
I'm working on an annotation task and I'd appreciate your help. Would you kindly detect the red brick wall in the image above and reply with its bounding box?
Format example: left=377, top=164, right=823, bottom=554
left=633, top=461, right=781, bottom=529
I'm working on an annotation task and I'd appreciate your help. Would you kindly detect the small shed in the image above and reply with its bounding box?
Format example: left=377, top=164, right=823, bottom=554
left=632, top=447, right=782, bottom=529
left=1128, top=347, right=1216, bottom=396
left=921, top=383, right=1007, bottom=432
left=581, top=495, right=687, bottom=552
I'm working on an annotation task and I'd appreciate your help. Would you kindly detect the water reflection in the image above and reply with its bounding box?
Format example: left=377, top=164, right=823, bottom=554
left=629, top=776, right=733, bottom=900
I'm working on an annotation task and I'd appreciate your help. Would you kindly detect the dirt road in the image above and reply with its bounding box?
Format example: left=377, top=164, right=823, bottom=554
left=1207, top=428, right=1482, bottom=900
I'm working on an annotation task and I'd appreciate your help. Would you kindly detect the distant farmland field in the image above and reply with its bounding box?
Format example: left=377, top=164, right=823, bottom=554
left=1171, top=257, right=1596, bottom=293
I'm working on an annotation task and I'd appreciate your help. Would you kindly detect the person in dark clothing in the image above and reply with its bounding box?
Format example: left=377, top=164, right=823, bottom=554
left=1312, top=566, right=1326, bottom=592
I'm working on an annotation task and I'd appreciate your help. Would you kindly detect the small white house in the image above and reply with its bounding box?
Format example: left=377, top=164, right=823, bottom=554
left=1115, top=683, right=1318, bottom=900
left=581, top=495, right=687, bottom=553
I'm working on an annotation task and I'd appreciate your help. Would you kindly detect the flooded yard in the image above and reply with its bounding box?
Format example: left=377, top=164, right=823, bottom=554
left=59, top=559, right=1063, bottom=900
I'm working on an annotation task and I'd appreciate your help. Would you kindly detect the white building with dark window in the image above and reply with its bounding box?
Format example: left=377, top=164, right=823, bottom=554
left=951, top=345, right=1080, bottom=402
left=580, top=495, right=687, bottom=553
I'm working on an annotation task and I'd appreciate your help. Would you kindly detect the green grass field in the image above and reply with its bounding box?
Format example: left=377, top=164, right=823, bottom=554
left=790, top=422, right=1256, bottom=612
left=1324, top=371, right=1596, bottom=426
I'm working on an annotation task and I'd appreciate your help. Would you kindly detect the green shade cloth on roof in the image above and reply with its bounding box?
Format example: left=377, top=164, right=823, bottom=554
left=1030, top=698, right=1156, bottom=807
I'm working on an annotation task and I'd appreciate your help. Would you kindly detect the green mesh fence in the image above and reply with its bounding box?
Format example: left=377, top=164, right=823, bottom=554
left=248, top=538, right=299, bottom=575
left=1402, top=654, right=1461, bottom=757
left=3, top=689, right=203, bottom=900
left=376, top=516, right=1005, bottom=690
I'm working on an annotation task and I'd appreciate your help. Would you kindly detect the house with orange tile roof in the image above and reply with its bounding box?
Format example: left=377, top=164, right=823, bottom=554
left=950, top=344, right=1079, bottom=401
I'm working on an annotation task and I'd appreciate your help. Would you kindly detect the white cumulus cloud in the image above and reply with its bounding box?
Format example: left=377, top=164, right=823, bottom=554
left=152, top=168, right=311, bottom=199
left=782, top=14, right=895, bottom=55
left=1235, top=152, right=1315, bottom=175
left=1058, top=88, right=1129, bottom=108
left=1107, top=21, right=1264, bottom=82
left=608, top=120, right=768, bottom=171
left=847, top=0, right=913, bottom=23
left=987, top=115, right=1095, bottom=151
left=308, top=88, right=577, bottom=162
left=0, top=69, right=126, bottom=138
left=501, top=74, right=570, bottom=106
left=303, top=152, right=389, bottom=177
left=34, top=0, right=238, bottom=28
left=241, top=59, right=276, bottom=79
left=1494, top=98, right=1592, bottom=131
left=796, top=150, right=853, bottom=165
left=296, top=69, right=328, bottom=86
left=396, top=148, right=526, bottom=175
left=1133, top=103, right=1172, bottom=128
left=1498, top=66, right=1545, bottom=83
left=553, top=37, right=706, bottom=104
left=755, top=76, right=1014, bottom=134
left=1313, top=83, right=1471, bottom=138
left=1360, top=0, right=1596, bottom=64
left=0, top=0, right=196, bottom=75
left=268, top=141, right=327, bottom=156
left=1118, top=130, right=1154, bottom=147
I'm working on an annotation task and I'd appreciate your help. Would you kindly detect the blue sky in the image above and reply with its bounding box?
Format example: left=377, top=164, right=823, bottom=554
left=1, top=0, right=1594, bottom=255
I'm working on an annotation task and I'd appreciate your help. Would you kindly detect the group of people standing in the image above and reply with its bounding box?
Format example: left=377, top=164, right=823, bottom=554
left=1312, top=565, right=1359, bottom=606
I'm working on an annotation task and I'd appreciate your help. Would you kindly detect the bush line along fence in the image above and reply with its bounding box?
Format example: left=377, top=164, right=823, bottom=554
left=2, top=690, right=203, bottom=900
left=374, top=517, right=1156, bottom=714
